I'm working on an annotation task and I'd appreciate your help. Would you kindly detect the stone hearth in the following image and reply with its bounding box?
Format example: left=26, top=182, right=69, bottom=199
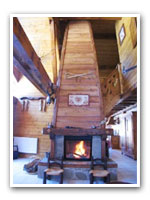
left=38, top=158, right=118, bottom=181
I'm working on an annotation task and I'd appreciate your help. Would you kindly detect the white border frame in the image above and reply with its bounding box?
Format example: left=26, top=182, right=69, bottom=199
left=10, top=14, right=140, bottom=188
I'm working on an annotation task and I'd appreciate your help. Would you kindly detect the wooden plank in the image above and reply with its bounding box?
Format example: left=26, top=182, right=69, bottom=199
left=49, top=19, right=57, bottom=84
left=59, top=90, right=99, bottom=96
left=115, top=17, right=137, bottom=94
left=57, top=116, right=101, bottom=122
left=117, top=63, right=124, bottom=95
left=13, top=56, right=48, bottom=95
left=56, top=121, right=100, bottom=129
left=57, top=17, right=122, bottom=21
left=60, top=84, right=99, bottom=91
left=94, top=33, right=116, bottom=39
left=58, top=102, right=100, bottom=108
left=13, top=65, right=22, bottom=82
left=43, top=127, right=113, bottom=136
left=13, top=17, right=52, bottom=96
left=62, top=64, right=96, bottom=70
left=57, top=107, right=101, bottom=117
left=88, top=21, right=105, bottom=119
left=59, top=95, right=100, bottom=103
left=51, top=23, right=69, bottom=126
left=53, top=21, right=105, bottom=127
left=64, top=53, right=95, bottom=65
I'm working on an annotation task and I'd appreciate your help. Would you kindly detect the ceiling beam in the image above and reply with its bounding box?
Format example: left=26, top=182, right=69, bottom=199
left=13, top=65, right=22, bottom=82
left=53, top=17, right=122, bottom=21
left=49, top=19, right=58, bottom=84
left=13, top=17, right=52, bottom=96
left=94, top=33, right=116, bottom=40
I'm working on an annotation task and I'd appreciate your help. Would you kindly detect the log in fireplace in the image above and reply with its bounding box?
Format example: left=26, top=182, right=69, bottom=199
left=64, top=136, right=92, bottom=161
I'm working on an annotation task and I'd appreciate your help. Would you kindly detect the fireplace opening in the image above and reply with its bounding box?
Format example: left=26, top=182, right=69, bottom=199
left=64, top=136, right=92, bottom=161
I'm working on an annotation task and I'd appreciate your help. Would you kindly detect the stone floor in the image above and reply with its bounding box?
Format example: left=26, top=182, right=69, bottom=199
left=12, top=149, right=137, bottom=185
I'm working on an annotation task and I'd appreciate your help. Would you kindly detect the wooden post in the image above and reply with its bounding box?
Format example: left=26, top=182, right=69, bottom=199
left=51, top=24, right=69, bottom=127
left=117, top=63, right=124, bottom=95
left=101, top=135, right=107, bottom=159
left=50, top=19, right=57, bottom=84
left=54, top=20, right=60, bottom=77
left=13, top=17, right=52, bottom=96
left=50, top=139, right=55, bottom=158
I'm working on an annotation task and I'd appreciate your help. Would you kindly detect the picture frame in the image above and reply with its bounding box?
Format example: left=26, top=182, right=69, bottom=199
left=119, top=24, right=126, bottom=45
left=68, top=94, right=89, bottom=106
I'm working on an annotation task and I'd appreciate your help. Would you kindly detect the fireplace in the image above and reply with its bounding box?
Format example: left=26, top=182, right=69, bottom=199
left=64, top=136, right=92, bottom=161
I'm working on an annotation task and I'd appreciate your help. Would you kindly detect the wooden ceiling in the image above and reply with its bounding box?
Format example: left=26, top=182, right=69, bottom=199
left=13, top=17, right=53, bottom=96
left=91, top=20, right=120, bottom=78
left=15, top=17, right=120, bottom=85
left=13, top=17, right=121, bottom=86
left=56, top=18, right=120, bottom=81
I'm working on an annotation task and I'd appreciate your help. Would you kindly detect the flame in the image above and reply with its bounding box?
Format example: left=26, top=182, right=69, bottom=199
left=74, top=141, right=87, bottom=158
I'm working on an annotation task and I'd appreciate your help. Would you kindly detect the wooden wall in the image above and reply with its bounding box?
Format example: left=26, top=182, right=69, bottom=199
left=18, top=17, right=54, bottom=81
left=54, top=21, right=104, bottom=128
left=13, top=18, right=54, bottom=158
left=101, top=68, right=122, bottom=116
left=13, top=76, right=53, bottom=157
left=95, top=39, right=119, bottom=78
left=93, top=20, right=120, bottom=84
left=115, top=17, right=137, bottom=93
left=108, top=107, right=137, bottom=160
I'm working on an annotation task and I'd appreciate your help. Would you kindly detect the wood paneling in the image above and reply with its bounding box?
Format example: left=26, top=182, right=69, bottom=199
left=53, top=21, right=104, bottom=129
left=14, top=98, right=53, bottom=157
left=18, top=17, right=53, bottom=81
left=13, top=66, right=22, bottom=82
left=43, top=127, right=113, bottom=136
left=93, top=20, right=120, bottom=81
left=115, top=17, right=137, bottom=93
left=95, top=39, right=119, bottom=66
left=55, top=17, right=122, bottom=21
left=101, top=68, right=122, bottom=115
left=117, top=110, right=137, bottom=160
left=13, top=18, right=55, bottom=157
left=111, top=136, right=120, bottom=149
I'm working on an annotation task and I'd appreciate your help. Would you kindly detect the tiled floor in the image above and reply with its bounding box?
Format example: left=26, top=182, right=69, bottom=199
left=13, top=149, right=137, bottom=185
left=110, top=149, right=137, bottom=184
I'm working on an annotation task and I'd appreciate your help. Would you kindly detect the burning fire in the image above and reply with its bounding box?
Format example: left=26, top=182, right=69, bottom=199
left=73, top=141, right=87, bottom=158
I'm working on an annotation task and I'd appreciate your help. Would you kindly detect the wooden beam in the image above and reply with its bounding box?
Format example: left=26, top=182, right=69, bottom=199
left=55, top=17, right=122, bottom=21
left=117, top=64, right=124, bottom=95
left=51, top=23, right=69, bottom=127
left=13, top=17, right=52, bottom=96
left=49, top=19, right=57, bottom=84
left=13, top=65, right=22, bottom=82
left=42, top=127, right=113, bottom=136
left=94, top=33, right=116, bottom=40
left=106, top=88, right=137, bottom=117
left=54, top=20, right=60, bottom=77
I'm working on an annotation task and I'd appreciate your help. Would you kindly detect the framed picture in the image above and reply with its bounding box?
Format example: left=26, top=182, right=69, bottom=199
left=68, top=94, right=89, bottom=106
left=119, top=24, right=126, bottom=45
